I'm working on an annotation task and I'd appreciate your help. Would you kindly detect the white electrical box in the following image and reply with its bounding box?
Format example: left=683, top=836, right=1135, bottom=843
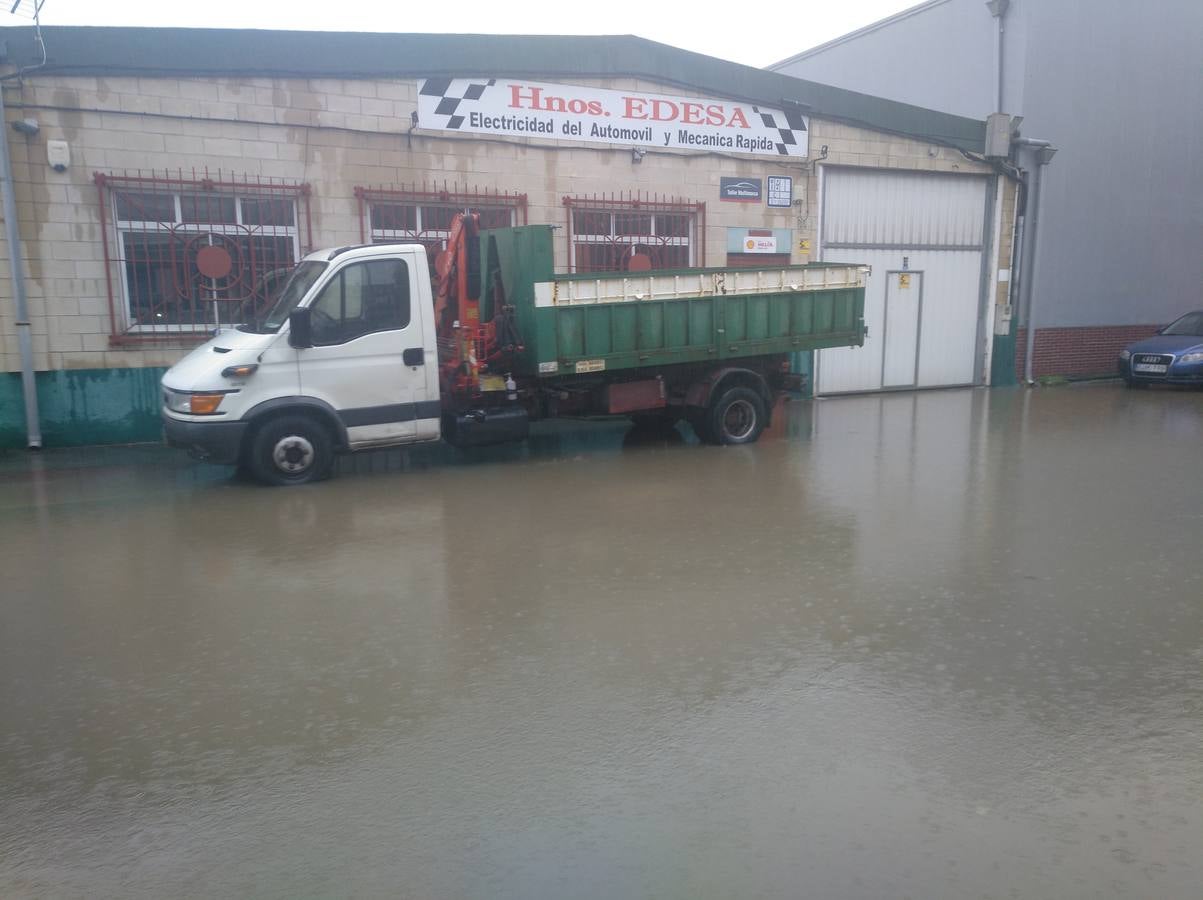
left=47, top=140, right=70, bottom=171
left=984, top=113, right=1012, bottom=159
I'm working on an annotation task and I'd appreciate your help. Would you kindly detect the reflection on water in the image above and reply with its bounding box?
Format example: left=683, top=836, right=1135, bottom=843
left=2, top=385, right=1201, bottom=898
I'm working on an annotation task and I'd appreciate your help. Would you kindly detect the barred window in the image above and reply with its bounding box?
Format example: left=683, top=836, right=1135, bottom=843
left=98, top=173, right=310, bottom=338
left=357, top=187, right=527, bottom=274
left=564, top=196, right=704, bottom=273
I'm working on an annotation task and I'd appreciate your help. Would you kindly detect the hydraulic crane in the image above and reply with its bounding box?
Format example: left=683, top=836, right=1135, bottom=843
left=432, top=211, right=523, bottom=401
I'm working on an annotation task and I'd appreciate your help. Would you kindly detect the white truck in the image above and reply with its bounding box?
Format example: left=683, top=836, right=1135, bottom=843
left=161, top=219, right=866, bottom=485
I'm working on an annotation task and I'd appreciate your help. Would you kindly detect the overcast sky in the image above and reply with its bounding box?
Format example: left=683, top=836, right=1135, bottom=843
left=12, top=0, right=920, bottom=69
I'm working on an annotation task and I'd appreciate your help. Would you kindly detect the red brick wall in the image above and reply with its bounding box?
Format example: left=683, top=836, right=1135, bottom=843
left=1013, top=325, right=1161, bottom=378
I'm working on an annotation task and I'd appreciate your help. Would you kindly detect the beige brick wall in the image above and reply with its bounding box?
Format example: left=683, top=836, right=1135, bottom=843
left=995, top=177, right=1019, bottom=308
left=1, top=73, right=999, bottom=373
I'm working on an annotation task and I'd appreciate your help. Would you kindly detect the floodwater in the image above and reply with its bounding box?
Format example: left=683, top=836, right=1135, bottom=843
left=1, top=384, right=1201, bottom=899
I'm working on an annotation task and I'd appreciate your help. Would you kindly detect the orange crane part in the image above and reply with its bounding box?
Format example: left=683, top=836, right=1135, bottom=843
left=433, top=211, right=494, bottom=397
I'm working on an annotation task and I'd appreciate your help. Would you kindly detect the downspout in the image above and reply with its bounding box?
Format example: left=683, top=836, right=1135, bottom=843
left=1015, top=139, right=1058, bottom=385
left=0, top=81, right=42, bottom=447
left=1008, top=198, right=1026, bottom=345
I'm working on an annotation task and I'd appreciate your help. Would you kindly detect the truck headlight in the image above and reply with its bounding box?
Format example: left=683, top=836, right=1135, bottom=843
left=1118, top=349, right=1131, bottom=360
left=164, top=390, right=191, bottom=414
left=1178, top=351, right=1203, bottom=364
left=164, top=390, right=226, bottom=415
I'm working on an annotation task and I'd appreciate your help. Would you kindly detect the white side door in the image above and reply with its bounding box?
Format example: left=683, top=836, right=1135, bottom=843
left=882, top=271, right=923, bottom=388
left=297, top=255, right=439, bottom=447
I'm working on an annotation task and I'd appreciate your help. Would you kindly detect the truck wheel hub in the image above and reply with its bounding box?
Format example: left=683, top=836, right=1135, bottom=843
left=273, top=435, right=314, bottom=473
left=723, top=400, right=756, bottom=439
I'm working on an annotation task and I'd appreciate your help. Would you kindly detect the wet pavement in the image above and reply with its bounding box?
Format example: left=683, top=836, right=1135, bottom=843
left=1, top=383, right=1201, bottom=899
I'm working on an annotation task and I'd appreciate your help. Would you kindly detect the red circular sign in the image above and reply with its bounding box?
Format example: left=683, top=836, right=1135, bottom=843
left=196, top=245, right=233, bottom=279
left=627, top=252, right=652, bottom=272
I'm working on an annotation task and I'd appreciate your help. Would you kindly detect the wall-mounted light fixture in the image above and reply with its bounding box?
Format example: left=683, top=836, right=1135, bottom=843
left=631, top=147, right=646, bottom=164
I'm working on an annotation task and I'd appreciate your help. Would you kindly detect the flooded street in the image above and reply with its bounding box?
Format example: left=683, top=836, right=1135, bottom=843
left=2, top=383, right=1201, bottom=899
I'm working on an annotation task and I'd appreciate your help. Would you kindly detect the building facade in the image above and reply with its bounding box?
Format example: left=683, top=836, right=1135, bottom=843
left=1, top=27, right=1010, bottom=448
left=772, top=0, right=1203, bottom=379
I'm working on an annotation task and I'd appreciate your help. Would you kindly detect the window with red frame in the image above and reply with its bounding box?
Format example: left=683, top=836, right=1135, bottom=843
left=564, top=196, right=703, bottom=273
left=97, top=172, right=310, bottom=338
left=357, top=188, right=527, bottom=274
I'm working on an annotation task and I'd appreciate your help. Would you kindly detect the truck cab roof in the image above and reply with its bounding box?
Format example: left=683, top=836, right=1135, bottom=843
left=302, top=242, right=426, bottom=263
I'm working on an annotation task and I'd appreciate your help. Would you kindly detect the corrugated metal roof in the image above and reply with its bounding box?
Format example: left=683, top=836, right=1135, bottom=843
left=0, top=26, right=987, bottom=153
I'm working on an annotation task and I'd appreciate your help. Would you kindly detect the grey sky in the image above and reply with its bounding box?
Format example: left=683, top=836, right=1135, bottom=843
left=12, top=0, right=919, bottom=69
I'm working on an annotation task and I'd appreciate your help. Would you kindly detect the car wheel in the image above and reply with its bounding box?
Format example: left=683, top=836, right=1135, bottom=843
left=704, top=386, right=767, bottom=445
left=247, top=414, right=335, bottom=486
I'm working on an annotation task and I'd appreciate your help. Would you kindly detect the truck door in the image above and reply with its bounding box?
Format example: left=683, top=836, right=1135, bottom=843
left=297, top=255, right=439, bottom=446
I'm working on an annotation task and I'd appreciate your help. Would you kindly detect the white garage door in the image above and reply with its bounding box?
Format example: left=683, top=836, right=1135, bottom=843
left=815, top=168, right=992, bottom=395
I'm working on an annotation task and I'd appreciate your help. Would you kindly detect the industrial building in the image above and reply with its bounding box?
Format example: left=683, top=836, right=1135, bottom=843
left=0, top=26, right=1016, bottom=448
left=772, top=0, right=1203, bottom=380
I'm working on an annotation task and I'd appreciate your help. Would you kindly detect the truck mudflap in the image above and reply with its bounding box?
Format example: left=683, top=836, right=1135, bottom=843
left=443, top=407, right=530, bottom=448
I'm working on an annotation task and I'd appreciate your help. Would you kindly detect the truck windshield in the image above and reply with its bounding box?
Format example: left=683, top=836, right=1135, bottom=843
left=258, top=261, right=328, bottom=332
left=1161, top=311, right=1203, bottom=336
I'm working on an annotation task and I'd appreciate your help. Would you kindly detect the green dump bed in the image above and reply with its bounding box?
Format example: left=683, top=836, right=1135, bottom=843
left=483, top=225, right=867, bottom=379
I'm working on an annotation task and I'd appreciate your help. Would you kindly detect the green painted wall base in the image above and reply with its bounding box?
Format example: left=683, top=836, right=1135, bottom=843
left=991, top=332, right=1018, bottom=387
left=0, top=367, right=167, bottom=449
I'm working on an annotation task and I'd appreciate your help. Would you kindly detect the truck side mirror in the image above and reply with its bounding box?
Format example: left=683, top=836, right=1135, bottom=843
left=288, top=307, right=312, bottom=348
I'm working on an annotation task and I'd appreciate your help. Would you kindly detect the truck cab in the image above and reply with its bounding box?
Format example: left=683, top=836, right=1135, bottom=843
left=162, top=243, right=442, bottom=485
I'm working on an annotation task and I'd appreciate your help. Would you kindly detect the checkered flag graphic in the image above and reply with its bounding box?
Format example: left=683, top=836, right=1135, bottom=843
left=418, top=78, right=497, bottom=130
left=753, top=107, right=809, bottom=156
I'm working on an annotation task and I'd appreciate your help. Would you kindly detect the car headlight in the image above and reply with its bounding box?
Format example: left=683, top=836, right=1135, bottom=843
left=1178, top=351, right=1203, bottom=364
left=1118, top=349, right=1131, bottom=360
left=164, top=390, right=226, bottom=415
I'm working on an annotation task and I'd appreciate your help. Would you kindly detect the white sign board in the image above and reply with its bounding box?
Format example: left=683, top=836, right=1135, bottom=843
left=743, top=235, right=779, bottom=253
left=418, top=78, right=809, bottom=158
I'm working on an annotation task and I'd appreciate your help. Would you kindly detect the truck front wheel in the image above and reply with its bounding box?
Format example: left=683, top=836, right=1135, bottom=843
left=704, top=386, right=767, bottom=445
left=246, top=414, right=335, bottom=486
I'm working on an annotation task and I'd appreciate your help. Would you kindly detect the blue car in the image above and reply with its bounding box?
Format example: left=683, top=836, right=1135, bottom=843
left=1118, top=310, right=1203, bottom=387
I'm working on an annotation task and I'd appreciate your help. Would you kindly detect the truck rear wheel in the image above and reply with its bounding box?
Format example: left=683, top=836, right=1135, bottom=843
left=704, top=386, right=767, bottom=445
left=247, top=414, right=335, bottom=486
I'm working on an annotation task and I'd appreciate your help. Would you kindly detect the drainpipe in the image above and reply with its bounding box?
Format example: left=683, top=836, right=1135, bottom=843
left=0, top=82, right=42, bottom=447
left=986, top=0, right=1010, bottom=112
left=1007, top=202, right=1026, bottom=342
left=1015, top=139, right=1058, bottom=385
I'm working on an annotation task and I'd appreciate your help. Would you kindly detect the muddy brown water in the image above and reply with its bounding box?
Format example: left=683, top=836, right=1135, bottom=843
left=2, top=384, right=1201, bottom=898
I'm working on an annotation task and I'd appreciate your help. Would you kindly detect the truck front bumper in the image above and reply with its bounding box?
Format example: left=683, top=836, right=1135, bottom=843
left=163, top=414, right=248, bottom=465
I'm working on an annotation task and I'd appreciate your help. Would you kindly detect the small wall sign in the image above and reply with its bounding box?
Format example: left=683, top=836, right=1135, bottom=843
left=743, top=229, right=778, bottom=253
left=720, top=177, right=762, bottom=202
left=767, top=175, right=793, bottom=208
